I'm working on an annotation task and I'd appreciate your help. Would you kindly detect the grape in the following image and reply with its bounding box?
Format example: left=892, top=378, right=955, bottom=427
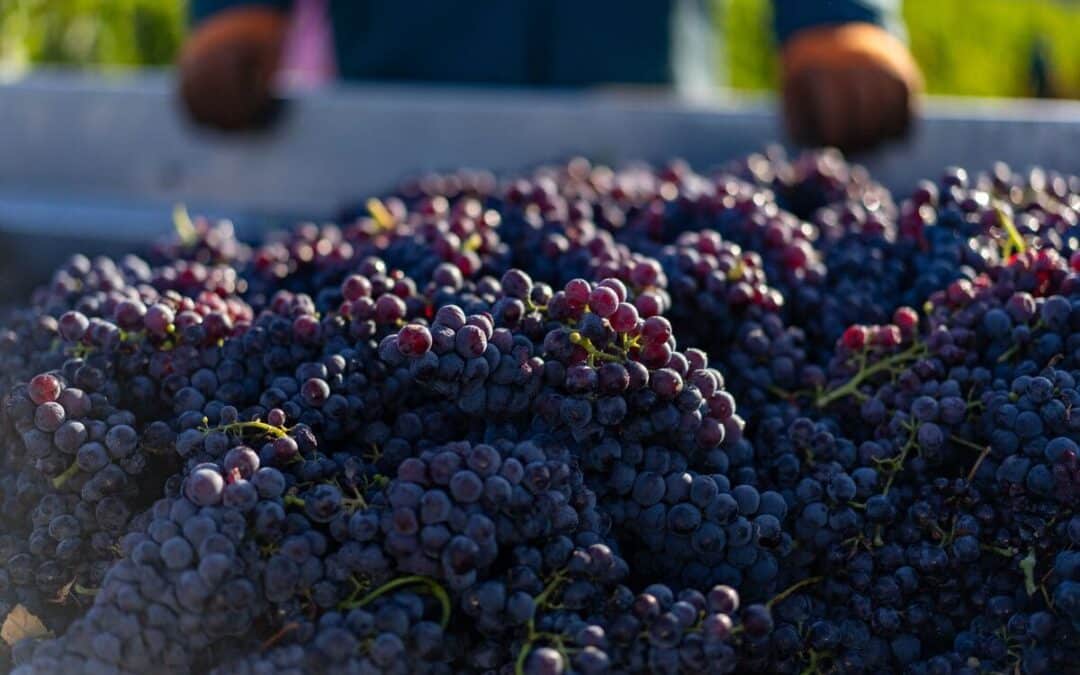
left=185, top=467, right=225, bottom=506
left=397, top=323, right=433, bottom=357
left=223, top=446, right=260, bottom=479
left=455, top=324, right=487, bottom=358
left=28, top=373, right=62, bottom=405
left=6, top=152, right=1080, bottom=675
left=33, top=402, right=65, bottom=432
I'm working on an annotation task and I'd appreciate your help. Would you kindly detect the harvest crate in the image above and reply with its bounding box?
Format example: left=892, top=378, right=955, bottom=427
left=2, top=70, right=1080, bottom=300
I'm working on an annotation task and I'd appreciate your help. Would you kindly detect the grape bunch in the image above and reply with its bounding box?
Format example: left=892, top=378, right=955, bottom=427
left=1, top=148, right=1078, bottom=674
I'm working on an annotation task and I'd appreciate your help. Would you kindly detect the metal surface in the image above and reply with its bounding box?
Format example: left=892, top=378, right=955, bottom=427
left=1, top=70, right=1080, bottom=298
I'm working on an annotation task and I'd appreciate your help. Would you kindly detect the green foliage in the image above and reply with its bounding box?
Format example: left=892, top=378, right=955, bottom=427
left=4, top=0, right=1080, bottom=98
left=719, top=0, right=776, bottom=92
left=0, top=0, right=186, bottom=70
left=903, top=0, right=1080, bottom=98
left=720, top=0, right=1080, bottom=98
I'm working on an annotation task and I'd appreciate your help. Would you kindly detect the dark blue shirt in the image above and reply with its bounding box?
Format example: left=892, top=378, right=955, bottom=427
left=193, top=0, right=901, bottom=86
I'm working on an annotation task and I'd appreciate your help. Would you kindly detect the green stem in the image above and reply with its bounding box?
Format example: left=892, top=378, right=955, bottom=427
left=514, top=639, right=533, bottom=675
left=1020, top=550, right=1037, bottom=597
left=943, top=515, right=958, bottom=547
left=982, top=544, right=1017, bottom=557
left=948, top=435, right=986, bottom=452
left=340, top=575, right=451, bottom=628
left=799, top=649, right=830, bottom=675
left=463, top=232, right=483, bottom=253
left=74, top=583, right=99, bottom=596
left=767, top=385, right=799, bottom=400
left=816, top=342, right=926, bottom=409
left=207, top=420, right=291, bottom=439
left=881, top=423, right=919, bottom=497
left=998, top=319, right=1044, bottom=363
left=997, top=342, right=1023, bottom=364
left=51, top=461, right=81, bottom=489
left=967, top=445, right=992, bottom=482
left=767, top=576, right=823, bottom=609
left=70, top=342, right=96, bottom=359
left=568, top=331, right=623, bottom=366
left=343, top=496, right=368, bottom=512
left=995, top=206, right=1027, bottom=257
left=515, top=571, right=568, bottom=675
left=366, top=198, right=396, bottom=231
left=1041, top=584, right=1054, bottom=610
left=172, top=203, right=198, bottom=246
left=532, top=570, right=567, bottom=610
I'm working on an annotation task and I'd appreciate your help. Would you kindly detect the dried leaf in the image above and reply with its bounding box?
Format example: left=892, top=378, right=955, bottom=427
left=1, top=605, right=49, bottom=645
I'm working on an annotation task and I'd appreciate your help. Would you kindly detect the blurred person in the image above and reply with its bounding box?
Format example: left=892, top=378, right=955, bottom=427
left=179, top=0, right=922, bottom=153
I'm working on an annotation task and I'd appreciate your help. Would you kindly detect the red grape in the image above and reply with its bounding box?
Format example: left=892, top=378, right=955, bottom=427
left=341, top=274, right=372, bottom=301
left=588, top=286, right=619, bottom=318
left=397, top=324, right=433, bottom=357
left=641, top=316, right=672, bottom=344
left=28, top=373, right=62, bottom=405
left=841, top=325, right=867, bottom=351
left=610, top=303, right=639, bottom=333
left=565, top=279, right=591, bottom=307
left=144, top=303, right=175, bottom=337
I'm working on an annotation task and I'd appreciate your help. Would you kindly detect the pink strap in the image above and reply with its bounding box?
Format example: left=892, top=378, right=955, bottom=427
left=277, top=0, right=337, bottom=89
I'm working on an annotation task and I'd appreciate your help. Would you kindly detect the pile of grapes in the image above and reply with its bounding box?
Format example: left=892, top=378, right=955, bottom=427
left=0, top=147, right=1078, bottom=674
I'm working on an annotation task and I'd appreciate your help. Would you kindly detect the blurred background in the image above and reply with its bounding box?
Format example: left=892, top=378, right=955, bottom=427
left=3, top=0, right=1080, bottom=304
left=726, top=0, right=1080, bottom=99
left=3, top=0, right=1080, bottom=99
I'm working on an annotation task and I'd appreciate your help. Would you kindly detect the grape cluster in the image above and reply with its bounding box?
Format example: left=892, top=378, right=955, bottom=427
left=2, top=149, right=1079, bottom=674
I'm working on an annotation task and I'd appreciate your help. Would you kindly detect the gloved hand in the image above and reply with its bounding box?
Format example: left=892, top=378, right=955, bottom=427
left=781, top=23, right=923, bottom=153
left=177, top=7, right=288, bottom=131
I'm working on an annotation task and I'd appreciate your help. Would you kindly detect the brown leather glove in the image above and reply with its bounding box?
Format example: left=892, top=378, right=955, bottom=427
left=178, top=7, right=288, bottom=131
left=781, top=23, right=923, bottom=153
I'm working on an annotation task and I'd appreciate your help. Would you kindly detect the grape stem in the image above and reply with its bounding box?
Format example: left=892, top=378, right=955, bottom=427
left=203, top=420, right=292, bottom=439
left=514, top=570, right=569, bottom=675
left=260, top=622, right=299, bottom=651
left=342, top=574, right=372, bottom=604
left=1020, top=549, right=1037, bottom=597
left=366, top=198, right=396, bottom=231
left=994, top=206, right=1027, bottom=258
left=948, top=435, right=985, bottom=452
left=766, top=576, right=823, bottom=609
left=172, top=203, right=198, bottom=246
left=981, top=544, right=1017, bottom=557
left=69, top=341, right=95, bottom=359
left=342, top=495, right=368, bottom=512
left=799, top=649, right=830, bottom=675
left=996, top=342, right=1023, bottom=364
left=966, top=445, right=992, bottom=482
left=569, top=331, right=623, bottom=365
left=463, top=232, right=483, bottom=253
left=877, top=422, right=919, bottom=497
left=997, top=320, right=1043, bottom=363
left=339, top=575, right=451, bottom=628
left=51, top=461, right=81, bottom=489
left=815, top=342, right=926, bottom=409
left=767, top=384, right=801, bottom=401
